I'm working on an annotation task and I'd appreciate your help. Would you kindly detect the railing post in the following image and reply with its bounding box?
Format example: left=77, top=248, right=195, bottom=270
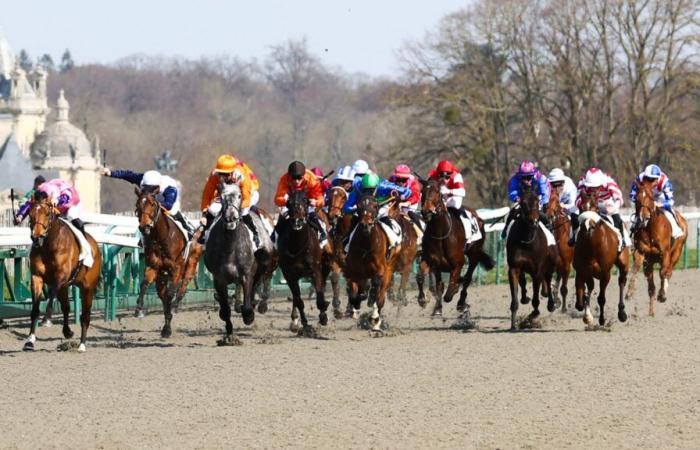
left=696, top=222, right=700, bottom=269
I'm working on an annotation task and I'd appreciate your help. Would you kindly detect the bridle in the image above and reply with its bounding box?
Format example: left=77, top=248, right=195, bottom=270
left=30, top=202, right=55, bottom=247
left=137, top=194, right=162, bottom=234
left=421, top=183, right=452, bottom=240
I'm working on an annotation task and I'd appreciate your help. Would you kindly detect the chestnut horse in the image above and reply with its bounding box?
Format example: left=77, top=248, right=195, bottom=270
left=418, top=178, right=494, bottom=317
left=325, top=186, right=351, bottom=318
left=24, top=192, right=102, bottom=352
left=544, top=189, right=574, bottom=311
left=506, top=190, right=558, bottom=330
left=626, top=180, right=687, bottom=316
left=573, top=191, right=630, bottom=326
left=134, top=188, right=190, bottom=338
left=343, top=195, right=401, bottom=331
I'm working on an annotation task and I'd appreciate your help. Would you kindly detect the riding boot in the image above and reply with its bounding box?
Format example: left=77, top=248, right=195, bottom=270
left=242, top=213, right=261, bottom=249
left=568, top=213, right=579, bottom=246
left=612, top=213, right=626, bottom=249
left=71, top=218, right=86, bottom=234
left=309, top=212, right=329, bottom=248
left=197, top=212, right=215, bottom=245
left=407, top=210, right=423, bottom=231
left=174, top=211, right=194, bottom=239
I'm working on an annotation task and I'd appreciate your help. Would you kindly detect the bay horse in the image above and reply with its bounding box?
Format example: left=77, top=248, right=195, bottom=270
left=134, top=188, right=190, bottom=338
left=325, top=186, right=351, bottom=318
left=573, top=191, right=630, bottom=326
left=418, top=178, right=494, bottom=317
left=204, top=184, right=275, bottom=343
left=277, top=191, right=331, bottom=332
left=506, top=190, right=558, bottom=330
left=544, top=189, right=574, bottom=311
left=24, top=191, right=102, bottom=352
left=343, top=194, right=401, bottom=331
left=625, top=180, right=687, bottom=316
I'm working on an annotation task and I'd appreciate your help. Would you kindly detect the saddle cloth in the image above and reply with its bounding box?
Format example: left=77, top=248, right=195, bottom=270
left=578, top=211, right=630, bottom=252
left=60, top=218, right=94, bottom=268
left=505, top=219, right=556, bottom=247
left=345, top=218, right=402, bottom=253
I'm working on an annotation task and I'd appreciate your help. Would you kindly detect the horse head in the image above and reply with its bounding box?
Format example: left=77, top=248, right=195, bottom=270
left=135, top=187, right=161, bottom=236
left=28, top=190, right=55, bottom=248
left=421, top=179, right=445, bottom=222
left=518, top=190, right=540, bottom=229
left=578, top=189, right=599, bottom=214
left=326, top=186, right=348, bottom=226
left=357, top=194, right=379, bottom=232
left=544, top=188, right=562, bottom=223
left=287, top=191, right=309, bottom=231
left=634, top=180, right=656, bottom=227
left=221, top=183, right=243, bottom=230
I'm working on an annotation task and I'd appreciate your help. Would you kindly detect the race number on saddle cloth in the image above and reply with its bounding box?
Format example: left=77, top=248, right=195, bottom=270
left=629, top=164, right=684, bottom=239
left=427, top=160, right=482, bottom=245
left=575, top=168, right=630, bottom=250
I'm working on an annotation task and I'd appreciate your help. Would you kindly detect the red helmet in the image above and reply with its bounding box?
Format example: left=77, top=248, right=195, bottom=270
left=393, top=164, right=411, bottom=179
left=310, top=167, right=324, bottom=178
left=437, top=160, right=456, bottom=173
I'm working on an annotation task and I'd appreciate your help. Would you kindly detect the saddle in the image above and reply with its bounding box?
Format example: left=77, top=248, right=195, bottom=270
left=60, top=218, right=94, bottom=268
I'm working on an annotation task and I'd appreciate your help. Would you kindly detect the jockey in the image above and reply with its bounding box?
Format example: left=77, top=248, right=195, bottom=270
left=502, top=160, right=551, bottom=239
left=102, top=168, right=194, bottom=238
left=330, top=165, right=356, bottom=192
left=274, top=161, right=329, bottom=249
left=574, top=168, right=626, bottom=248
left=14, top=175, right=46, bottom=225
left=388, top=163, right=423, bottom=230
left=629, top=164, right=679, bottom=233
left=199, top=154, right=260, bottom=246
left=547, top=167, right=579, bottom=235
left=310, top=167, right=332, bottom=195
left=16, top=178, right=86, bottom=233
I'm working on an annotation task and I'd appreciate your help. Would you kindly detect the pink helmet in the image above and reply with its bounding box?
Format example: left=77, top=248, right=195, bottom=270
left=518, top=160, right=536, bottom=176
left=310, top=167, right=324, bottom=178
left=393, top=164, right=411, bottom=179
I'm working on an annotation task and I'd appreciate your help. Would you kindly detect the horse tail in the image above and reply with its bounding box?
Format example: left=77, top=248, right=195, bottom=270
left=478, top=250, right=495, bottom=271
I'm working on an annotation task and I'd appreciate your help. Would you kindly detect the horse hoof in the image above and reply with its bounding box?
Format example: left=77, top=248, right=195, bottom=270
left=233, top=303, right=243, bottom=314
left=242, top=309, right=255, bottom=326
left=618, top=310, right=627, bottom=322
left=23, top=341, right=34, bottom=351
left=583, top=315, right=593, bottom=326
left=520, top=296, right=531, bottom=305
left=417, top=297, right=427, bottom=309
left=547, top=301, right=556, bottom=313
left=77, top=343, right=86, bottom=353
left=575, top=302, right=584, bottom=312
left=63, top=327, right=74, bottom=339
left=257, top=301, right=268, bottom=315
left=658, top=296, right=667, bottom=303
left=161, top=326, right=172, bottom=339
left=456, top=302, right=466, bottom=312
left=134, top=310, right=145, bottom=319
left=319, top=312, right=328, bottom=327
left=333, top=308, right=343, bottom=320
left=41, top=319, right=52, bottom=328
left=431, top=309, right=442, bottom=317
left=289, top=322, right=300, bottom=333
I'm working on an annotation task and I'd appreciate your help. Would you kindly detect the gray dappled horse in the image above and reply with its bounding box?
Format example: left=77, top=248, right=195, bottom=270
left=204, top=184, right=274, bottom=343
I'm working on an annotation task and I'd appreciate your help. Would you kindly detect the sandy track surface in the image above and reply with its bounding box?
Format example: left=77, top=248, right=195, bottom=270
left=1, top=269, right=700, bottom=449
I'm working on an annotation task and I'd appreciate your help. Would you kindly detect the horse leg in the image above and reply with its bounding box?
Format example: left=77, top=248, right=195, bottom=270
left=241, top=274, right=255, bottom=326
left=457, top=259, right=478, bottom=313
left=232, top=285, right=242, bottom=314
left=77, top=287, right=95, bottom=353
left=625, top=250, right=644, bottom=301
left=288, top=277, right=308, bottom=332
left=597, top=272, right=611, bottom=326
left=560, top=270, right=569, bottom=313
left=346, top=280, right=362, bottom=320
left=330, top=266, right=343, bottom=319
left=398, top=263, right=411, bottom=307
left=442, top=266, right=461, bottom=304
left=617, top=261, right=628, bottom=323
left=174, top=244, right=204, bottom=309
left=508, top=267, right=520, bottom=331
left=214, top=279, right=233, bottom=340
left=24, top=275, right=44, bottom=351
left=644, top=260, right=657, bottom=317
left=314, top=269, right=329, bottom=327
left=657, top=252, right=672, bottom=304
left=372, top=268, right=394, bottom=332
left=417, top=260, right=430, bottom=308
left=431, top=270, right=444, bottom=317
left=41, top=293, right=54, bottom=327
left=545, top=271, right=556, bottom=313
left=57, top=286, right=74, bottom=339
left=135, top=266, right=156, bottom=318
left=156, top=276, right=173, bottom=339
left=530, top=277, right=541, bottom=320
left=519, top=272, right=530, bottom=304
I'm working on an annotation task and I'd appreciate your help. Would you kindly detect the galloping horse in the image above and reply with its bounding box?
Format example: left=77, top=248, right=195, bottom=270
left=573, top=191, right=630, bottom=326
left=325, top=186, right=352, bottom=318
left=626, top=180, right=687, bottom=316
left=277, top=191, right=331, bottom=332
left=506, top=190, right=558, bottom=330
left=343, top=195, right=401, bottom=331
left=204, top=184, right=275, bottom=343
left=544, top=189, right=574, bottom=311
left=418, top=178, right=494, bottom=317
left=134, top=188, right=191, bottom=337
left=24, top=192, right=102, bottom=351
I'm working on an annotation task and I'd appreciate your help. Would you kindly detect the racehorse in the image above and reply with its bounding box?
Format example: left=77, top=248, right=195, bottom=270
left=24, top=191, right=102, bottom=352
left=204, top=184, right=275, bottom=343
left=418, top=178, right=494, bottom=317
left=573, top=190, right=630, bottom=326
left=325, top=186, right=351, bottom=318
left=343, top=194, right=401, bottom=331
left=505, top=190, right=558, bottom=330
left=626, top=180, right=688, bottom=316
left=544, top=189, right=574, bottom=311
left=277, top=191, right=331, bottom=332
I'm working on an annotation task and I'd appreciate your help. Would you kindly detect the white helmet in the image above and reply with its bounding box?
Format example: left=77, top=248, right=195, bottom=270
left=141, top=170, right=162, bottom=187
left=583, top=168, right=607, bottom=188
left=336, top=165, right=355, bottom=182
left=352, top=159, right=369, bottom=176
left=642, top=164, right=662, bottom=179
left=548, top=168, right=566, bottom=183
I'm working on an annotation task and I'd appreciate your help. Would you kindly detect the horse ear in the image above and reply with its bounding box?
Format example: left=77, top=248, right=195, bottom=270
left=134, top=186, right=141, bottom=196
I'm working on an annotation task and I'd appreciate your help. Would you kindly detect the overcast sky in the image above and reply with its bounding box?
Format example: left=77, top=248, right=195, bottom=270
left=1, top=0, right=468, bottom=77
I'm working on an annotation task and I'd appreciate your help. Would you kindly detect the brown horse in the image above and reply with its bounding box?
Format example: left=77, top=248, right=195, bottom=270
left=325, top=186, right=351, bottom=318
left=418, top=178, right=494, bottom=317
left=134, top=188, right=190, bottom=338
left=506, top=190, right=558, bottom=330
left=573, top=191, right=630, bottom=326
left=544, top=189, right=574, bottom=311
left=343, top=195, right=401, bottom=331
left=24, top=192, right=102, bottom=352
left=387, top=211, right=420, bottom=307
left=626, top=180, right=687, bottom=316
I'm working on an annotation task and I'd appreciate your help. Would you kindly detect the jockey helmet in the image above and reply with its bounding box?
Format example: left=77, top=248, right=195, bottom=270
left=352, top=159, right=369, bottom=176
left=310, top=167, right=324, bottom=178
left=436, top=160, right=455, bottom=174
left=361, top=172, right=380, bottom=191
left=642, top=164, right=662, bottom=179
left=141, top=170, right=162, bottom=188
left=215, top=155, right=238, bottom=174
left=288, top=161, right=306, bottom=179
left=393, top=164, right=412, bottom=179
left=336, top=165, right=355, bottom=182
left=547, top=168, right=566, bottom=184
left=518, top=160, right=536, bottom=177
left=583, top=168, right=607, bottom=188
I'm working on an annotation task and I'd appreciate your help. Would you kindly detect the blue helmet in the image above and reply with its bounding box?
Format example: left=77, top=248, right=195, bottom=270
left=642, top=164, right=661, bottom=179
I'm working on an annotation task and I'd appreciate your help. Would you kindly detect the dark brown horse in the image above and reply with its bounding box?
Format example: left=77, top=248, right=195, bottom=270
left=506, top=190, right=558, bottom=330
left=24, top=192, right=102, bottom=352
left=325, top=186, right=351, bottom=318
left=277, top=191, right=331, bottom=332
left=574, top=191, right=630, bottom=326
left=418, top=178, right=493, bottom=317
left=343, top=195, right=401, bottom=331
left=626, top=180, right=687, bottom=316
left=544, top=189, right=574, bottom=311
left=134, top=188, right=190, bottom=338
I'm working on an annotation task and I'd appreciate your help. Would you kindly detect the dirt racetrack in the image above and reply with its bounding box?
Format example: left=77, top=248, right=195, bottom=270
left=1, top=269, right=700, bottom=450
